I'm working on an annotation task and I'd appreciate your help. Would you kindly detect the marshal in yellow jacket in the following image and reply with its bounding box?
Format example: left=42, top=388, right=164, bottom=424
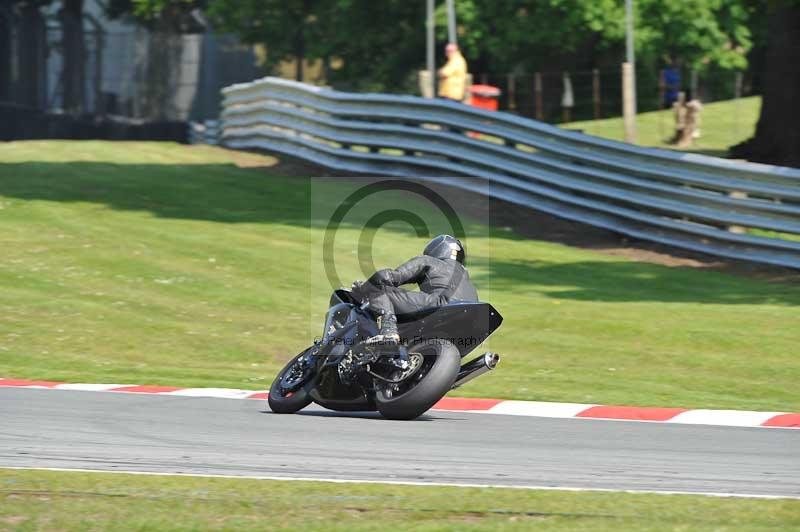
left=438, top=49, right=468, bottom=101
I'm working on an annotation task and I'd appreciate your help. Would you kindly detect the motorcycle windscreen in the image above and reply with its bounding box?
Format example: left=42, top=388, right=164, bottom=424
left=397, top=302, right=503, bottom=358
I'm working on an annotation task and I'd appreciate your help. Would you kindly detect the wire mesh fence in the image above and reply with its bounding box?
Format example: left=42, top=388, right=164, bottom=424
left=473, top=66, right=760, bottom=124
left=38, top=27, right=262, bottom=121
left=1, top=4, right=262, bottom=123
left=465, top=66, right=761, bottom=153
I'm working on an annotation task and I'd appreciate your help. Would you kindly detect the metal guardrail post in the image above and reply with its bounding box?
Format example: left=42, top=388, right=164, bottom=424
left=727, top=190, right=748, bottom=234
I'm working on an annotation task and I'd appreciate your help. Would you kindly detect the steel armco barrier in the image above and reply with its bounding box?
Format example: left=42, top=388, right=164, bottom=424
left=189, top=120, right=220, bottom=145
left=221, top=77, right=800, bottom=269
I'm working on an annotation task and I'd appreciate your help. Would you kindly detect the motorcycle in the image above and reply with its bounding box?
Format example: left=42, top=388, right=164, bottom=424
left=267, top=285, right=503, bottom=420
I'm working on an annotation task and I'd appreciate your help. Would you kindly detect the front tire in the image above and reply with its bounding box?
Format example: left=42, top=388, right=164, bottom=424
left=375, top=339, right=460, bottom=420
left=268, top=350, right=314, bottom=414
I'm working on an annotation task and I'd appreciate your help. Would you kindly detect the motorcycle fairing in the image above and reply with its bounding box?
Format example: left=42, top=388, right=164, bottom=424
left=397, top=302, right=502, bottom=358
left=331, top=289, right=502, bottom=358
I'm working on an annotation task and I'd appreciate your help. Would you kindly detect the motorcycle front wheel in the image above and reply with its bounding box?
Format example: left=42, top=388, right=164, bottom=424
left=374, top=339, right=460, bottom=420
left=268, top=349, right=314, bottom=414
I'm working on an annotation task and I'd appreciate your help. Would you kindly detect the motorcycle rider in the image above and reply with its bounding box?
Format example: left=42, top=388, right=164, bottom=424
left=356, top=234, right=478, bottom=344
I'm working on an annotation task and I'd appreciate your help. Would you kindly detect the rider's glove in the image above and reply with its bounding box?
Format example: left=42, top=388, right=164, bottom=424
left=351, top=280, right=365, bottom=297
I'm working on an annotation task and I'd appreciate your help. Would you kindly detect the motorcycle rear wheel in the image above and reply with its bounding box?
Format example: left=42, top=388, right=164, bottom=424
left=374, top=339, right=460, bottom=420
left=268, top=350, right=314, bottom=414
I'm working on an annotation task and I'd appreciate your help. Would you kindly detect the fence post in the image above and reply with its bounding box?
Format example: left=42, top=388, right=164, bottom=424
left=734, top=71, right=743, bottom=138
left=734, top=71, right=743, bottom=99
left=561, top=71, right=573, bottom=124
left=534, top=71, right=543, bottom=121
left=658, top=68, right=666, bottom=139
left=426, top=0, right=436, bottom=99
left=622, top=62, right=636, bottom=143
left=592, top=68, right=601, bottom=119
left=94, top=29, right=104, bottom=116
left=507, top=73, right=516, bottom=111
left=727, top=190, right=748, bottom=234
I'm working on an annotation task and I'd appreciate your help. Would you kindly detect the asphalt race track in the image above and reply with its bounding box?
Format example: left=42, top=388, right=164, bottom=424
left=1, top=388, right=798, bottom=498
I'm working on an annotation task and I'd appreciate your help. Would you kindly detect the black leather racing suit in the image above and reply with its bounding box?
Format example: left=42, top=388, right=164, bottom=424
left=361, top=255, right=478, bottom=320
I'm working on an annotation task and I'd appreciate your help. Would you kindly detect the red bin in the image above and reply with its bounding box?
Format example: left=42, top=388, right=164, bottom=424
left=469, top=84, right=501, bottom=111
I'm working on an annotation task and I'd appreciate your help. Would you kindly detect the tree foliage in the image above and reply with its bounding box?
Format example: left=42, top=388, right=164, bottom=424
left=113, top=0, right=762, bottom=91
left=439, top=0, right=625, bottom=73
left=319, top=0, right=427, bottom=90
left=444, top=0, right=752, bottom=72
left=636, top=0, right=753, bottom=70
left=207, top=0, right=329, bottom=79
left=107, top=0, right=207, bottom=32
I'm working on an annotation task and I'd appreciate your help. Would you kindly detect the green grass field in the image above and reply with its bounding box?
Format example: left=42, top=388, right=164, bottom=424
left=565, top=96, right=761, bottom=157
left=1, top=469, right=798, bottom=531
left=1, top=140, right=799, bottom=411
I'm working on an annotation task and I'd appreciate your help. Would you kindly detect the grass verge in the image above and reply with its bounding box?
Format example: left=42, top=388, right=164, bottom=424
left=1, top=469, right=798, bottom=531
left=564, top=96, right=761, bottom=157
left=1, top=140, right=799, bottom=411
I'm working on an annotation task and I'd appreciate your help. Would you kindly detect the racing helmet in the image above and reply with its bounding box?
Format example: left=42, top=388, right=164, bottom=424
left=423, top=234, right=465, bottom=264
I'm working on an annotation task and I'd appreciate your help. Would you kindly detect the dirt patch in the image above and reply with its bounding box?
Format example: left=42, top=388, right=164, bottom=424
left=252, top=152, right=800, bottom=283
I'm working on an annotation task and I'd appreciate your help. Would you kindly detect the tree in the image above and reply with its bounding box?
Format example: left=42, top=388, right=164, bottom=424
left=107, top=0, right=208, bottom=32
left=18, top=0, right=47, bottom=108
left=208, top=0, right=326, bottom=81
left=0, top=0, right=50, bottom=108
left=732, top=1, right=800, bottom=166
left=320, top=0, right=427, bottom=91
left=60, top=0, right=86, bottom=113
left=425, top=0, right=752, bottom=75
left=0, top=5, right=9, bottom=102
left=107, top=0, right=209, bottom=119
left=130, top=0, right=761, bottom=99
left=636, top=0, right=752, bottom=71
left=440, top=0, right=625, bottom=74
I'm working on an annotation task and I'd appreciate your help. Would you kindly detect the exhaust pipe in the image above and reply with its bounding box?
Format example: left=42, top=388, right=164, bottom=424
left=451, top=352, right=500, bottom=389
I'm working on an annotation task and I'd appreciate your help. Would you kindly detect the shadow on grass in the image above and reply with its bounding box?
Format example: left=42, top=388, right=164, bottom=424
left=0, top=162, right=313, bottom=225
left=472, top=257, right=800, bottom=305
left=1, top=161, right=798, bottom=306
left=0, top=161, right=485, bottom=233
left=683, top=148, right=731, bottom=159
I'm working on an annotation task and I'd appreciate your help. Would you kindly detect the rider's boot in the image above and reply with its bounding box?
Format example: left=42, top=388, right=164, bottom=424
left=366, top=313, right=399, bottom=345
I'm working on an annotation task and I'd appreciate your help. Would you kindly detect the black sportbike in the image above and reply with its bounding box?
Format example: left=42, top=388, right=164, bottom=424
left=268, top=286, right=503, bottom=420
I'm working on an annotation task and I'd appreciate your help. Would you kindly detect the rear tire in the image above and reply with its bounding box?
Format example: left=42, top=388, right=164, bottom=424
left=268, top=350, right=314, bottom=414
left=375, top=340, right=460, bottom=420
